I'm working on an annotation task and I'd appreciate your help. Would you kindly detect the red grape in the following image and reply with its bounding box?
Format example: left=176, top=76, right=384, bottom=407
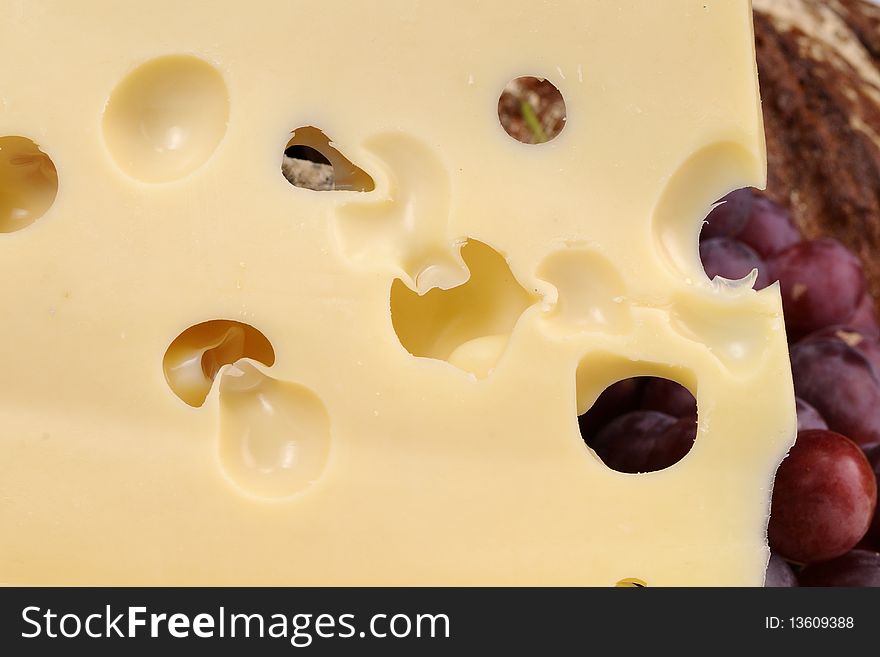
left=589, top=410, right=695, bottom=473
left=578, top=378, right=644, bottom=441
left=796, top=397, right=827, bottom=432
left=764, top=552, right=798, bottom=587
left=769, top=430, right=877, bottom=563
left=768, top=239, right=866, bottom=336
left=789, top=337, right=880, bottom=445
left=847, top=293, right=880, bottom=338
left=798, top=550, right=880, bottom=587
left=699, top=237, right=770, bottom=289
left=640, top=377, right=696, bottom=419
left=701, top=188, right=754, bottom=239
left=737, top=196, right=801, bottom=258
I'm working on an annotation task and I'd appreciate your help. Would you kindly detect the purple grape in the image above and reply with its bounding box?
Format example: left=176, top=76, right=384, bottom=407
left=701, top=188, right=754, bottom=239
left=847, top=293, right=880, bottom=338
left=589, top=410, right=695, bottom=473
left=648, top=417, right=698, bottom=470
left=578, top=378, right=645, bottom=441
left=768, top=239, right=866, bottom=336
left=737, top=196, right=801, bottom=258
left=803, top=326, right=880, bottom=377
left=790, top=337, right=880, bottom=445
left=640, top=377, right=696, bottom=418
left=699, top=237, right=770, bottom=289
left=798, top=550, right=880, bottom=587
left=796, top=397, right=828, bottom=432
left=769, top=430, right=877, bottom=564
left=589, top=410, right=675, bottom=472
left=765, top=552, right=798, bottom=587
left=863, top=443, right=880, bottom=549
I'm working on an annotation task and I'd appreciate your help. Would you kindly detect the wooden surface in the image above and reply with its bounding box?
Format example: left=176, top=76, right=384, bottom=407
left=754, top=0, right=880, bottom=297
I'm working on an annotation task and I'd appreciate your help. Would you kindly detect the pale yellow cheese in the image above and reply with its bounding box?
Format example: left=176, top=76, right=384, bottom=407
left=0, top=0, right=796, bottom=585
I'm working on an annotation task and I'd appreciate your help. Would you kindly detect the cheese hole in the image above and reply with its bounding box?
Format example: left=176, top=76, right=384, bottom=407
left=103, top=55, right=229, bottom=183
left=284, top=144, right=331, bottom=165
left=390, top=240, right=538, bottom=378
left=163, top=320, right=275, bottom=407
left=652, top=141, right=756, bottom=280
left=0, top=136, right=58, bottom=233
left=616, top=578, right=648, bottom=587
left=577, top=374, right=697, bottom=473
left=536, top=248, right=632, bottom=335
left=333, top=133, right=466, bottom=294
left=282, top=126, right=374, bottom=192
left=498, top=76, right=566, bottom=144
left=218, top=362, right=331, bottom=499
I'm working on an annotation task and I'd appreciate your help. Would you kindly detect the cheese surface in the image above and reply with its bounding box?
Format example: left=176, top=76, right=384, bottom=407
left=0, top=0, right=796, bottom=585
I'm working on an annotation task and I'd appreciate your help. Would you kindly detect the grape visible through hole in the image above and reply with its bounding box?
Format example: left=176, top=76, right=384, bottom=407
left=699, top=237, right=770, bottom=289
left=578, top=378, right=645, bottom=442
left=640, top=377, right=696, bottom=419
left=649, top=417, right=697, bottom=471
left=701, top=188, right=754, bottom=240
left=737, top=196, right=801, bottom=258
left=768, top=430, right=877, bottom=564
left=589, top=410, right=695, bottom=474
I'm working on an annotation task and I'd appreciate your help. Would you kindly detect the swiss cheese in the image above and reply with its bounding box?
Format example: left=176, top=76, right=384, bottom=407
left=0, top=0, right=796, bottom=585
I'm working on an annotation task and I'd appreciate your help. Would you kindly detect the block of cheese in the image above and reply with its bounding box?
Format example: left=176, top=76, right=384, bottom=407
left=0, top=0, right=796, bottom=585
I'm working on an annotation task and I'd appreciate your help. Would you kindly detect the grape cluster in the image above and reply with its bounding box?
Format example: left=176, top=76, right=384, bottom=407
left=580, top=191, right=880, bottom=586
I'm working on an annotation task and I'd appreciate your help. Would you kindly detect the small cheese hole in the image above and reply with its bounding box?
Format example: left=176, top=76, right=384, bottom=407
left=616, top=578, right=648, bottom=587
left=284, top=144, right=331, bottom=166
left=282, top=126, right=374, bottom=192
left=498, top=76, right=566, bottom=144
left=0, top=136, right=58, bottom=233
left=163, top=320, right=275, bottom=407
left=577, top=374, right=697, bottom=473
left=390, top=240, right=537, bottom=378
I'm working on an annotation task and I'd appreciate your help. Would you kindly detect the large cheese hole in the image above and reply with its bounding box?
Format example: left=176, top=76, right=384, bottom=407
left=0, top=136, right=58, bottom=233
left=103, top=55, right=229, bottom=183
left=652, top=141, right=758, bottom=282
left=282, top=126, right=374, bottom=192
left=390, top=240, right=537, bottom=378
left=498, top=76, right=566, bottom=144
left=163, top=320, right=275, bottom=407
left=578, top=374, right=697, bottom=473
